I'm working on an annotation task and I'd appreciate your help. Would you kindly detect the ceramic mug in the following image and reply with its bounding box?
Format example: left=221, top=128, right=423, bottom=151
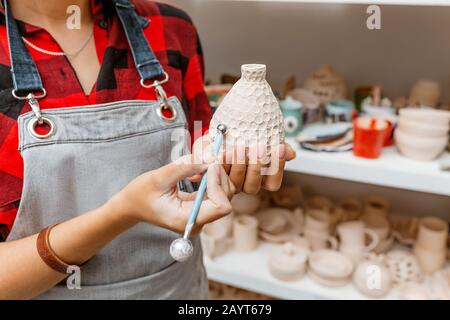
left=305, top=196, right=333, bottom=213
left=201, top=224, right=230, bottom=259
left=326, top=99, right=355, bottom=123
left=206, top=212, right=235, bottom=238
left=337, top=221, right=379, bottom=263
left=361, top=212, right=390, bottom=240
left=353, top=117, right=390, bottom=159
left=415, top=216, right=448, bottom=252
left=233, top=215, right=259, bottom=252
left=280, top=96, right=303, bottom=138
left=304, top=209, right=334, bottom=233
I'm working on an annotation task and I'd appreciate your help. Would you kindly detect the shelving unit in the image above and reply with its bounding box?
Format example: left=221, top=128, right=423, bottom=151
left=285, top=138, right=450, bottom=196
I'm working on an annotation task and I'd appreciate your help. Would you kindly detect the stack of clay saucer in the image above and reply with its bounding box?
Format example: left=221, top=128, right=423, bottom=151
left=308, top=249, right=354, bottom=287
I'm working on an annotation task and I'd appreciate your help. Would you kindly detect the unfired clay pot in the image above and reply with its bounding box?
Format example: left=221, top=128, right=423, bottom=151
left=333, top=198, right=362, bottom=224
left=231, top=192, right=261, bottom=216
left=353, top=256, right=392, bottom=298
left=385, top=250, right=423, bottom=286
left=206, top=212, right=235, bottom=238
left=269, top=243, right=308, bottom=281
left=364, top=195, right=390, bottom=218
left=233, top=215, right=259, bottom=252
left=408, top=79, right=442, bottom=108
left=304, top=209, right=338, bottom=250
left=271, top=184, right=303, bottom=209
left=305, top=196, right=333, bottom=213
left=303, top=64, right=348, bottom=105
left=209, top=64, right=285, bottom=152
left=201, top=224, right=231, bottom=260
left=413, top=216, right=448, bottom=274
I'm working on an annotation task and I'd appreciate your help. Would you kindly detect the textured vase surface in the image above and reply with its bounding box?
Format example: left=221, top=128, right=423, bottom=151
left=209, top=64, right=285, bottom=150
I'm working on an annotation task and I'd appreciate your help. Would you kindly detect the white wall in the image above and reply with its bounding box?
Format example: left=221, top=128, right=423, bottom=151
left=165, top=0, right=450, bottom=103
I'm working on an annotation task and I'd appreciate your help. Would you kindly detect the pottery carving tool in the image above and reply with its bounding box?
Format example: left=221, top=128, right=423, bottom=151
left=170, top=124, right=227, bottom=262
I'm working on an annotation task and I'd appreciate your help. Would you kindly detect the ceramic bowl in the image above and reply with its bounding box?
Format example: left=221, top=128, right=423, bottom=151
left=399, top=108, right=450, bottom=126
left=309, top=249, right=354, bottom=281
left=398, top=117, right=449, bottom=138
left=395, top=128, right=448, bottom=161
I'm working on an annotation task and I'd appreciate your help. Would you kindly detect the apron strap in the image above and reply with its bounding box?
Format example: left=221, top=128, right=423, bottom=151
left=114, top=0, right=165, bottom=83
left=3, top=0, right=45, bottom=95
left=3, top=0, right=166, bottom=96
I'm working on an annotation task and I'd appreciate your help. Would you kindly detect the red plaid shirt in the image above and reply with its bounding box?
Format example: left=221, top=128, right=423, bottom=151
left=0, top=0, right=212, bottom=239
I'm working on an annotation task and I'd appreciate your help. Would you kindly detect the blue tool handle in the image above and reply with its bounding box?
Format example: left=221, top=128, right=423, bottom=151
left=186, top=131, right=224, bottom=227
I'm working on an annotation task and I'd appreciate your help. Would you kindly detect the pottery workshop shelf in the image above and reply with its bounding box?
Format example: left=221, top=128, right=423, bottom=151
left=221, top=0, right=450, bottom=6
left=204, top=242, right=398, bottom=300
left=284, top=138, right=450, bottom=196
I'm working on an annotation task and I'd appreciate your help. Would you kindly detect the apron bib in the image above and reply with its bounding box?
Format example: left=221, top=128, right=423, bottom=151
left=3, top=0, right=208, bottom=299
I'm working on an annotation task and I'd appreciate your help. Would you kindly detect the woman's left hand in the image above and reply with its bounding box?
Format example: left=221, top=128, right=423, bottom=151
left=193, top=135, right=296, bottom=194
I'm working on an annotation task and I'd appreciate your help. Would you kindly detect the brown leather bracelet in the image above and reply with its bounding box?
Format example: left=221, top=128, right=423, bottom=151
left=36, top=223, right=70, bottom=274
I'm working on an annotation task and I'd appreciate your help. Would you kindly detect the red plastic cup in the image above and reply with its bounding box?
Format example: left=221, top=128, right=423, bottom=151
left=353, top=117, right=389, bottom=159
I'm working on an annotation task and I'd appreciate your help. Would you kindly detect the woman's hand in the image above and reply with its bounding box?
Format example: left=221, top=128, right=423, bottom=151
left=193, top=136, right=296, bottom=194
left=107, top=155, right=235, bottom=235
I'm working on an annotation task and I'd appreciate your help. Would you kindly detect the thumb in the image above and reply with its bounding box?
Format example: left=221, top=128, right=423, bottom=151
left=154, top=155, right=208, bottom=188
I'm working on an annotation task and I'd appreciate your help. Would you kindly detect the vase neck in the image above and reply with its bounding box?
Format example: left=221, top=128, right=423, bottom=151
left=241, top=64, right=266, bottom=81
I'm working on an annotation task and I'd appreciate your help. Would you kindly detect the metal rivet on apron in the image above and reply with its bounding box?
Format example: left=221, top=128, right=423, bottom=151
left=27, top=116, right=55, bottom=139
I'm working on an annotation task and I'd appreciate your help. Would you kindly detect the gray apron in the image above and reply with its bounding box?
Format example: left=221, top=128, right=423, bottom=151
left=3, top=0, right=208, bottom=299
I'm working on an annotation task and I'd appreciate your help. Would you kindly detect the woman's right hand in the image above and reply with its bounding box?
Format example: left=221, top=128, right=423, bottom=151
left=106, top=155, right=235, bottom=235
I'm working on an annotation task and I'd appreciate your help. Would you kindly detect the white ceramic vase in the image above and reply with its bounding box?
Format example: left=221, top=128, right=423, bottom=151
left=209, top=64, right=285, bottom=153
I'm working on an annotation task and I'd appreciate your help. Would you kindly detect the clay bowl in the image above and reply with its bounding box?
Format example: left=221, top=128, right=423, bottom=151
left=395, top=128, right=448, bottom=161
left=398, top=117, right=449, bottom=138
left=309, top=249, right=354, bottom=281
left=399, top=108, right=450, bottom=127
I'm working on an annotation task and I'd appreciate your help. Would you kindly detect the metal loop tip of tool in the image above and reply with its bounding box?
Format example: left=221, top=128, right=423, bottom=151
left=169, top=125, right=226, bottom=262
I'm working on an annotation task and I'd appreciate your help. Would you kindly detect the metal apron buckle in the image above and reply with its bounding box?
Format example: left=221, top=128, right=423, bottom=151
left=12, top=88, right=55, bottom=139
left=140, top=72, right=177, bottom=123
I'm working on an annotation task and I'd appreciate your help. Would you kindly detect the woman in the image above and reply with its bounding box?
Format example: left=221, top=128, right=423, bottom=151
left=0, top=0, right=295, bottom=299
